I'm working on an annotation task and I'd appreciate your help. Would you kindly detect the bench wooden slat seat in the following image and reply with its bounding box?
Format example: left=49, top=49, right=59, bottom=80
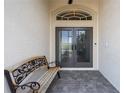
left=38, top=67, right=59, bottom=93
left=4, top=56, right=60, bottom=93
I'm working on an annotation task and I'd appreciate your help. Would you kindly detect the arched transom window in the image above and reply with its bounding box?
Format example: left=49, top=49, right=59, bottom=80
left=56, top=10, right=92, bottom=21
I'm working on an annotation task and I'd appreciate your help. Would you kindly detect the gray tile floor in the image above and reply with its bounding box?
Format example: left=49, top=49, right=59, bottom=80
left=46, top=71, right=119, bottom=93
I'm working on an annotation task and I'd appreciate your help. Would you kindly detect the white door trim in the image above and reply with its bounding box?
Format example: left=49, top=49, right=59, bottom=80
left=50, top=5, right=98, bottom=70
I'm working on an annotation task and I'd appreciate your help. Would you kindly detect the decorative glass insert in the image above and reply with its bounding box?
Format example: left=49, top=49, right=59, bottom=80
left=56, top=10, right=92, bottom=21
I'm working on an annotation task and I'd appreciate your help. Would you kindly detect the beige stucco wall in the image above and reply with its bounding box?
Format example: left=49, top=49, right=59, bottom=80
left=99, top=0, right=120, bottom=91
left=4, top=0, right=49, bottom=93
left=49, top=0, right=99, bottom=12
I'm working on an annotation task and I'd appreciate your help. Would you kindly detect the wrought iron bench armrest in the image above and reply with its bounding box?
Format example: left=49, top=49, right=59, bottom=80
left=47, top=61, right=61, bottom=69
left=48, top=61, right=61, bottom=66
left=16, top=82, right=40, bottom=93
left=48, top=61, right=55, bottom=65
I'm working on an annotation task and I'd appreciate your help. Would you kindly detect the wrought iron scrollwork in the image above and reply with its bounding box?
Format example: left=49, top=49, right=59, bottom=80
left=16, top=82, right=40, bottom=93
left=12, top=57, right=48, bottom=84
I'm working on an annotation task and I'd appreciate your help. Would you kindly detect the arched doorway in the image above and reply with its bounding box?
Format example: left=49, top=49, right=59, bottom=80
left=50, top=5, right=98, bottom=70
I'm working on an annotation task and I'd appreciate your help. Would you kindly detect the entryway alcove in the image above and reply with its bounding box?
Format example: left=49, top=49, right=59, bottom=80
left=50, top=5, right=98, bottom=70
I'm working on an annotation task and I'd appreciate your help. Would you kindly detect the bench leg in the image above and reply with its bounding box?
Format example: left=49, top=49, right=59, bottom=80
left=57, top=72, right=61, bottom=78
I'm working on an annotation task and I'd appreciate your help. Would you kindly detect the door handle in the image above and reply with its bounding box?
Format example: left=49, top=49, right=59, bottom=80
left=72, top=45, right=77, bottom=50
left=75, top=45, right=77, bottom=50
left=72, top=45, right=74, bottom=50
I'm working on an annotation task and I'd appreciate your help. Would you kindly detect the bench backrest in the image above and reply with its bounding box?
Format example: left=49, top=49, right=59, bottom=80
left=4, top=56, right=48, bottom=92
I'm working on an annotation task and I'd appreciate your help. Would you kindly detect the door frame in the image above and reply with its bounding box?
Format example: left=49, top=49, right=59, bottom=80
left=50, top=5, right=98, bottom=70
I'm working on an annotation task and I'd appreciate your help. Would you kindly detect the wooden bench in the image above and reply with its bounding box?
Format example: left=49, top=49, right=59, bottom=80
left=4, top=56, right=60, bottom=93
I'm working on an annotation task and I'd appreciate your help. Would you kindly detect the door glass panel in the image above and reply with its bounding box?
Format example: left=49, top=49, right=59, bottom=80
left=60, top=29, right=73, bottom=67
left=76, top=30, right=90, bottom=62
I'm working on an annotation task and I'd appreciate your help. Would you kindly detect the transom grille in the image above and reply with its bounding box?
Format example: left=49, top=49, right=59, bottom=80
left=56, top=10, right=92, bottom=21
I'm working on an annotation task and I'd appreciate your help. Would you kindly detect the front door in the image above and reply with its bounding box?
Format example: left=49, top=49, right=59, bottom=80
left=56, top=27, right=93, bottom=67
